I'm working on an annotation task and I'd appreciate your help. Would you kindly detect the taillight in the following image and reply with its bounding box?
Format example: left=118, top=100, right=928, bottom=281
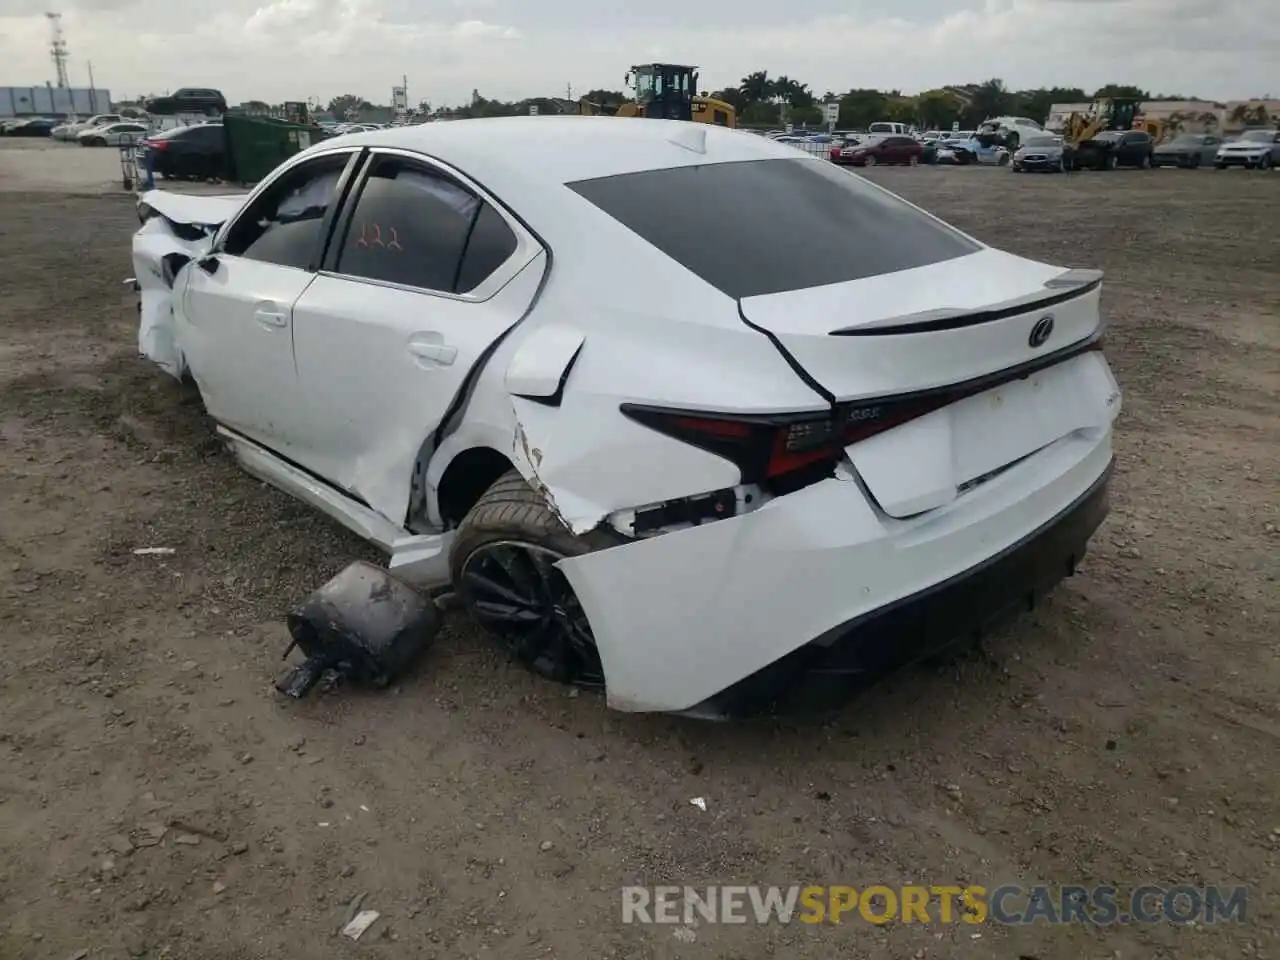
left=621, top=400, right=945, bottom=486
left=143, top=139, right=168, bottom=150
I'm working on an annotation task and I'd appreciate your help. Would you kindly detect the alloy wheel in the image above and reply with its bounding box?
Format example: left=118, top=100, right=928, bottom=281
left=459, top=540, right=604, bottom=687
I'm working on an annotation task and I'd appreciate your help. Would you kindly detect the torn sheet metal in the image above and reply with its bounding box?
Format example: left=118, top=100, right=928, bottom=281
left=137, top=189, right=248, bottom=229
left=132, top=190, right=250, bottom=379
left=131, top=215, right=210, bottom=379
left=509, top=394, right=741, bottom=535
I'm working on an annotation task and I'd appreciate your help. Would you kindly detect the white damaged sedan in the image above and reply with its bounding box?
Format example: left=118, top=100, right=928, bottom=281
left=131, top=116, right=1122, bottom=717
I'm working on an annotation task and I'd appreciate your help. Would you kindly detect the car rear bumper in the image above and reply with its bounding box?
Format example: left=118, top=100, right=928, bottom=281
left=691, top=458, right=1111, bottom=718
left=558, top=420, right=1117, bottom=716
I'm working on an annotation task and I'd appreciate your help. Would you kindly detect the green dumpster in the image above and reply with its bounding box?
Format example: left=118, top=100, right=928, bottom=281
left=223, top=113, right=328, bottom=185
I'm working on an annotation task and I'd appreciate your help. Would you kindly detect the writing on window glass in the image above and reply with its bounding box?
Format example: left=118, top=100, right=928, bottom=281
left=355, top=222, right=403, bottom=251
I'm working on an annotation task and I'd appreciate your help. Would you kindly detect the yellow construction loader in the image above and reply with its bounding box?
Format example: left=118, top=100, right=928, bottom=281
left=1063, top=98, right=1165, bottom=145
left=576, top=64, right=737, bottom=128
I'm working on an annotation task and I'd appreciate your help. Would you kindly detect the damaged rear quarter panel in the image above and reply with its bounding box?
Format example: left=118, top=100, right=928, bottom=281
left=502, top=308, right=829, bottom=534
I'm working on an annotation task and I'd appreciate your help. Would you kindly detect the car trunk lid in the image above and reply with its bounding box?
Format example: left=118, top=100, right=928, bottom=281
left=739, top=251, right=1114, bottom=516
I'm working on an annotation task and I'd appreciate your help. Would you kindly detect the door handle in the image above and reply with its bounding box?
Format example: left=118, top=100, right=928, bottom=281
left=254, top=308, right=288, bottom=328
left=407, top=339, right=457, bottom=366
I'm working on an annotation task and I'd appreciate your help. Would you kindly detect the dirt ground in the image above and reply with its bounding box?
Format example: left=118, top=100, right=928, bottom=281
left=1, top=143, right=1277, bottom=960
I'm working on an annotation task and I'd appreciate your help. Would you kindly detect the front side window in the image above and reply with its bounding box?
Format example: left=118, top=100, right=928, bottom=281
left=334, top=156, right=519, bottom=294
left=222, top=153, right=350, bottom=270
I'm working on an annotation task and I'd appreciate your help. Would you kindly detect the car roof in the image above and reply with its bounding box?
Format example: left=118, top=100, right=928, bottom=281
left=314, top=116, right=802, bottom=192
left=291, top=116, right=834, bottom=294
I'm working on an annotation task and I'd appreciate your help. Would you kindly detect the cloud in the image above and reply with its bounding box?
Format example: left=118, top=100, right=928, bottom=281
left=0, top=0, right=1273, bottom=105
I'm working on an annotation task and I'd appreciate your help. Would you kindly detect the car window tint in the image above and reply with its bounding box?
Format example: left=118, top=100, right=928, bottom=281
left=223, top=154, right=348, bottom=270
left=569, top=158, right=979, bottom=299
left=455, top=203, right=518, bottom=293
left=335, top=158, right=480, bottom=291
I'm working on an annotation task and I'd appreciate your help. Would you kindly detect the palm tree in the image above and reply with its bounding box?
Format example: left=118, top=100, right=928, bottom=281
left=968, top=78, right=1010, bottom=123
left=739, top=71, right=772, bottom=105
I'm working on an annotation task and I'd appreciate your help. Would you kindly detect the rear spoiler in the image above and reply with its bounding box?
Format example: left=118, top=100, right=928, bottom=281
left=829, top=268, right=1103, bottom=337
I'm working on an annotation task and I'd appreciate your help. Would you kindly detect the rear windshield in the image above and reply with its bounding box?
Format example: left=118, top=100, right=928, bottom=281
left=567, top=158, right=979, bottom=299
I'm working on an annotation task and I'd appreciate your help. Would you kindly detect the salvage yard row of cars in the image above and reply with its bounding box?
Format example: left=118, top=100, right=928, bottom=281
left=131, top=116, right=1122, bottom=717
left=816, top=124, right=1280, bottom=171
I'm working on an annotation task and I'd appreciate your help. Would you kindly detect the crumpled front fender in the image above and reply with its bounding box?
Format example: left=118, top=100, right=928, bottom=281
left=131, top=216, right=213, bottom=380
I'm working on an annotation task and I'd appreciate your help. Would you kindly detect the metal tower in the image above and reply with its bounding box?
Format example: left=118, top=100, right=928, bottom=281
left=47, top=12, right=70, bottom=88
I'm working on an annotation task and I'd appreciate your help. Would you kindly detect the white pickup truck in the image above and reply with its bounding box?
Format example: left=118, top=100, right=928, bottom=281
left=867, top=121, right=912, bottom=137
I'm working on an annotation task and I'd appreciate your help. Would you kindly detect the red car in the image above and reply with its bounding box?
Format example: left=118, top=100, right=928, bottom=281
left=830, top=135, right=924, bottom=167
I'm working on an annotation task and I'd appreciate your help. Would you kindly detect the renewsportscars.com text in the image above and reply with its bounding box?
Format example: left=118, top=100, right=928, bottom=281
left=621, top=884, right=1249, bottom=926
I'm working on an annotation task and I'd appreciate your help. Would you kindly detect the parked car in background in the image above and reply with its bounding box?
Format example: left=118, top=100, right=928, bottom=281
left=51, top=113, right=124, bottom=141
left=1214, top=129, right=1280, bottom=169
left=1012, top=134, right=1074, bottom=172
left=78, top=121, right=150, bottom=146
left=139, top=123, right=227, bottom=180
left=979, top=116, right=1045, bottom=150
left=130, top=117, right=1121, bottom=716
left=935, top=136, right=1010, bottom=166
left=5, top=118, right=57, bottom=137
left=1075, top=130, right=1154, bottom=170
left=830, top=135, right=923, bottom=166
left=145, top=88, right=227, bottom=116
left=1152, top=133, right=1223, bottom=168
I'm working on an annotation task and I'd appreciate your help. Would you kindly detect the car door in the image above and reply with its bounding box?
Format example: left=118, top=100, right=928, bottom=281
left=1200, top=136, right=1219, bottom=163
left=288, top=150, right=545, bottom=523
left=1116, top=133, right=1135, bottom=164
left=1130, top=132, right=1151, bottom=165
left=178, top=149, right=361, bottom=455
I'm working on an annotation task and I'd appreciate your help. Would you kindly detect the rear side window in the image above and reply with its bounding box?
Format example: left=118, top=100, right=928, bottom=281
left=334, top=156, right=519, bottom=294
left=568, top=158, right=979, bottom=299
left=455, top=204, right=518, bottom=293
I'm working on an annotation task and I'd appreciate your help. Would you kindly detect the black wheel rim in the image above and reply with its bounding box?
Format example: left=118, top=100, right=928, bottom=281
left=459, top=541, right=604, bottom=687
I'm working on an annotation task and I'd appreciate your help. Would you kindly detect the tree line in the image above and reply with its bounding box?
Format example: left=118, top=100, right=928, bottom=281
left=315, top=78, right=1271, bottom=130
left=428, top=78, right=1189, bottom=128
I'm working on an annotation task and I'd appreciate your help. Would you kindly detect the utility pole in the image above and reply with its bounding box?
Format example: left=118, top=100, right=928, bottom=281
left=46, top=12, right=70, bottom=88
left=87, top=60, right=95, bottom=90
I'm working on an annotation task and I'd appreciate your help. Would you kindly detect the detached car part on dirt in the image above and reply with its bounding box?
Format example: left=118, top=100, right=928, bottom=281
left=277, top=560, right=440, bottom=698
left=130, top=117, right=1122, bottom=718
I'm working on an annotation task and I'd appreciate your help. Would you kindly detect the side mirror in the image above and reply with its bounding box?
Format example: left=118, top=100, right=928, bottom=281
left=197, top=254, right=220, bottom=275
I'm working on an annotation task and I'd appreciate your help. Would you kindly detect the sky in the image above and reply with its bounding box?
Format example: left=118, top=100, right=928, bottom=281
left=0, top=0, right=1273, bottom=107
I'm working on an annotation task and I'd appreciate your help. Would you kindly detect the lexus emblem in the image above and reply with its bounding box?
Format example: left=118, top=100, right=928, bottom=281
left=1028, top=314, right=1055, bottom=348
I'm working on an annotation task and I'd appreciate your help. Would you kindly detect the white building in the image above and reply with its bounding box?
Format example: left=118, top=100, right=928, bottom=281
left=1047, top=99, right=1278, bottom=135
left=2, top=85, right=111, bottom=118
